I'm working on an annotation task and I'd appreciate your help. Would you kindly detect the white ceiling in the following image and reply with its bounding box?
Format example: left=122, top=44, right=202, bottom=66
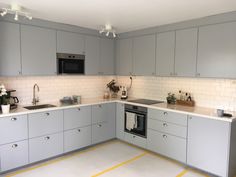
left=1, top=0, right=236, bottom=33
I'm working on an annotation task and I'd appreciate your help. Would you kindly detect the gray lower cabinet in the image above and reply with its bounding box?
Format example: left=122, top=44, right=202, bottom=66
left=92, top=122, right=114, bottom=144
left=28, top=110, right=63, bottom=138
left=133, top=35, right=156, bottom=76
left=64, top=126, right=91, bottom=153
left=124, top=133, right=147, bottom=149
left=21, top=25, right=57, bottom=75
left=0, top=140, right=28, bottom=172
left=92, top=103, right=115, bottom=124
left=29, top=132, right=63, bottom=163
left=187, top=116, right=230, bottom=177
left=0, top=21, right=21, bottom=76
left=116, top=103, right=125, bottom=140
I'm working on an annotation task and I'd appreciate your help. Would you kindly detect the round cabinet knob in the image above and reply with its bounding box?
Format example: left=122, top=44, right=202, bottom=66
left=45, top=136, right=50, bottom=140
left=11, top=117, right=17, bottom=121
left=163, top=123, right=168, bottom=127
left=162, top=135, right=167, bottom=138
left=12, top=144, right=18, bottom=148
left=133, top=136, right=136, bottom=138
left=98, top=105, right=102, bottom=108
left=98, top=124, right=102, bottom=128
left=77, top=108, right=81, bottom=111
left=163, top=112, right=168, bottom=115
left=77, top=129, right=81, bottom=132
left=46, top=113, right=50, bottom=116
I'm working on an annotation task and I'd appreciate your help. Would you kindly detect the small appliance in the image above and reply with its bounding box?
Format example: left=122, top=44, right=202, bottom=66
left=121, top=86, right=128, bottom=99
left=6, top=90, right=19, bottom=109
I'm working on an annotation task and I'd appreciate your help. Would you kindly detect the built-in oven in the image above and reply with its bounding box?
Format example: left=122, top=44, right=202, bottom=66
left=124, top=104, right=147, bottom=138
left=57, top=53, right=85, bottom=74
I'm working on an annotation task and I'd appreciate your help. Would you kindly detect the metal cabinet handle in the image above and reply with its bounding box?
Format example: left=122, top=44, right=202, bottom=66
left=163, top=112, right=168, bottom=115
left=97, top=124, right=102, bottom=128
left=45, top=136, right=50, bottom=140
left=163, top=135, right=167, bottom=138
left=98, top=104, right=102, bottom=108
left=163, top=123, right=168, bottom=127
left=45, top=113, right=50, bottom=116
left=133, top=136, right=136, bottom=138
left=77, top=108, right=81, bottom=111
left=12, top=144, right=18, bottom=148
left=11, top=117, right=17, bottom=121
left=77, top=129, right=81, bottom=132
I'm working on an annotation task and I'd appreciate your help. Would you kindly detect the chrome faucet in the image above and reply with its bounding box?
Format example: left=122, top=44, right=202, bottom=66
left=32, top=84, right=40, bottom=105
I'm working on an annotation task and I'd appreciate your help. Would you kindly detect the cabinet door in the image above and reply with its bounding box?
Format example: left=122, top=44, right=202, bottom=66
left=197, top=22, right=236, bottom=78
left=116, top=38, right=133, bottom=75
left=124, top=133, right=147, bottom=149
left=133, top=35, right=156, bottom=76
left=85, top=36, right=100, bottom=75
left=175, top=28, right=198, bottom=77
left=116, top=103, right=125, bottom=140
left=0, top=115, right=28, bottom=145
left=100, top=38, right=115, bottom=75
left=64, top=126, right=91, bottom=153
left=156, top=31, right=175, bottom=76
left=187, top=116, right=230, bottom=177
left=0, top=22, right=21, bottom=76
left=21, top=25, right=56, bottom=75
left=92, top=122, right=113, bottom=144
left=92, top=103, right=115, bottom=124
left=57, top=31, right=85, bottom=54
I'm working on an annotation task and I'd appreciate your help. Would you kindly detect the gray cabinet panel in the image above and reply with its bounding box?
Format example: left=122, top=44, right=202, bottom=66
left=116, top=103, right=125, bottom=140
left=175, top=28, right=198, bottom=77
left=116, top=38, right=133, bottom=75
left=133, top=35, right=156, bottom=75
left=124, top=133, right=147, bottom=149
left=92, top=103, right=115, bottom=124
left=100, top=38, right=115, bottom=75
left=57, top=31, right=85, bottom=54
left=21, top=25, right=56, bottom=75
left=197, top=22, right=236, bottom=78
left=156, top=31, right=175, bottom=76
left=0, top=22, right=21, bottom=76
left=92, top=122, right=113, bottom=144
left=85, top=36, right=100, bottom=75
left=187, top=116, right=230, bottom=177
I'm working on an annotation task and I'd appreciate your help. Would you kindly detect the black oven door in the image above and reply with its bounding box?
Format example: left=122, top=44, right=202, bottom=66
left=58, top=59, right=84, bottom=74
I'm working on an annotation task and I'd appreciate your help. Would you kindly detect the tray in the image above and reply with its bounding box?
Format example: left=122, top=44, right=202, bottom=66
left=176, top=100, right=195, bottom=107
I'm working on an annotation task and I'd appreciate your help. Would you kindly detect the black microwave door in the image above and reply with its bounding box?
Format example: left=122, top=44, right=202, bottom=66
left=59, top=59, right=84, bottom=74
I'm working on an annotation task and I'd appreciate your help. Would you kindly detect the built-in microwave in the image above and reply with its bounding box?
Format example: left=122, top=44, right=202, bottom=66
left=57, top=53, right=85, bottom=74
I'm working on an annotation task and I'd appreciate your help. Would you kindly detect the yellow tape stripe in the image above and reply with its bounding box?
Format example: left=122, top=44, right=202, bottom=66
left=91, top=152, right=148, bottom=177
left=176, top=169, right=188, bottom=177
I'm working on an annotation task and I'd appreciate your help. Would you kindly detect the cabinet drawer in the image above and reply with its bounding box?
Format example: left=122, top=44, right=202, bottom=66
left=64, top=106, right=91, bottom=130
left=0, top=115, right=28, bottom=145
left=29, top=110, right=63, bottom=138
left=92, top=122, right=114, bottom=144
left=148, top=118, right=187, bottom=138
left=0, top=140, right=28, bottom=171
left=124, top=132, right=147, bottom=149
left=148, top=109, right=187, bottom=126
left=92, top=103, right=115, bottom=124
left=64, top=126, right=91, bottom=153
left=29, top=133, right=63, bottom=163
left=147, top=129, right=186, bottom=163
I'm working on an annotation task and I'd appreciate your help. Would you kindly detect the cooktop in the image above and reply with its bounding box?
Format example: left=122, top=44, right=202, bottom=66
left=127, top=99, right=164, bottom=105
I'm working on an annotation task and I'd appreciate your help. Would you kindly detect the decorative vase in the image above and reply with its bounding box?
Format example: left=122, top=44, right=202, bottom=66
left=1, top=104, right=10, bottom=114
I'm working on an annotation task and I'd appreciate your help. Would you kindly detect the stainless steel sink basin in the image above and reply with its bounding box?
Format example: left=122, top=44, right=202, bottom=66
left=24, top=104, right=56, bottom=110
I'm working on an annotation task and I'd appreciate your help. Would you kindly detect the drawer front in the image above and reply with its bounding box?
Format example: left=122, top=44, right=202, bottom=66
left=148, top=118, right=187, bottom=138
left=92, top=103, right=115, bottom=124
left=124, top=132, right=147, bottom=149
left=147, top=129, right=186, bottom=163
left=0, top=140, right=28, bottom=172
left=64, top=126, right=91, bottom=153
left=64, top=106, right=92, bottom=130
left=29, top=132, right=63, bottom=163
left=0, top=115, right=28, bottom=145
left=148, top=109, right=187, bottom=126
left=92, top=122, right=114, bottom=144
left=29, top=110, right=63, bottom=138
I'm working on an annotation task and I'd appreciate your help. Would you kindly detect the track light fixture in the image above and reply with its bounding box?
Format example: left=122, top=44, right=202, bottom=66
left=99, top=24, right=117, bottom=38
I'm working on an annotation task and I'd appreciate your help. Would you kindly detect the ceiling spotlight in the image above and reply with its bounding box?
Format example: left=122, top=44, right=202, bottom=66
left=106, top=31, right=110, bottom=36
left=113, top=31, right=116, bottom=38
left=0, top=9, right=7, bottom=16
left=99, top=29, right=104, bottom=34
left=99, top=24, right=117, bottom=38
left=26, top=14, right=32, bottom=20
left=14, top=12, right=18, bottom=21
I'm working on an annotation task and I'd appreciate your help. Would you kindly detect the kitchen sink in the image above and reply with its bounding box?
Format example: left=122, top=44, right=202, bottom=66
left=24, top=104, right=56, bottom=110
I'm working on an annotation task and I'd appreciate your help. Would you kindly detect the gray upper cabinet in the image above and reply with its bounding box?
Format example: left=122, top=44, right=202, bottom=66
left=175, top=28, right=198, bottom=77
left=116, top=38, right=133, bottom=75
left=197, top=22, right=236, bottom=78
left=156, top=31, right=175, bottom=76
left=85, top=36, right=100, bottom=75
left=100, top=38, right=115, bottom=75
left=0, top=22, right=21, bottom=76
left=21, top=25, right=57, bottom=75
left=57, top=31, right=85, bottom=54
left=133, top=35, right=156, bottom=76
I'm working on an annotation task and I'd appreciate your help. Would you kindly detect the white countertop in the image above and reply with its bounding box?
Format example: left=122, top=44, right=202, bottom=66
left=0, top=97, right=235, bottom=122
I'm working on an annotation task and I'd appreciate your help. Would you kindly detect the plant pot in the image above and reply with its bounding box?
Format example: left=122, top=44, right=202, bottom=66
left=1, top=104, right=10, bottom=114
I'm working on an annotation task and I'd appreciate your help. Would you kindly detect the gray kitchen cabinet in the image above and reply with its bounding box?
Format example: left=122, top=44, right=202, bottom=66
left=64, top=126, right=91, bottom=153
left=21, top=25, right=56, bottom=75
left=133, top=35, right=156, bottom=76
left=116, top=103, right=125, bottom=140
left=85, top=36, right=100, bottom=75
left=100, top=38, right=115, bottom=75
left=156, top=31, right=175, bottom=76
left=28, top=110, right=63, bottom=138
left=175, top=28, right=198, bottom=77
left=124, top=132, right=147, bottom=149
left=57, top=30, right=85, bottom=54
left=64, top=106, right=92, bottom=130
left=29, top=132, right=63, bottom=163
left=116, top=38, right=133, bottom=75
left=187, top=116, right=230, bottom=177
left=197, top=22, right=236, bottom=78
left=0, top=22, right=21, bottom=76
left=92, top=103, right=115, bottom=124
left=0, top=115, right=28, bottom=145
left=0, top=140, right=28, bottom=172
left=92, top=122, right=113, bottom=144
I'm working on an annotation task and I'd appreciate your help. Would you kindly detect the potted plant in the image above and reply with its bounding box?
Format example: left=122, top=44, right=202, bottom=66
left=0, top=84, right=10, bottom=114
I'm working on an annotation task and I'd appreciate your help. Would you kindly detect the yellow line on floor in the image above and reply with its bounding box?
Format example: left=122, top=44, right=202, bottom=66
left=176, top=169, right=188, bottom=177
left=91, top=152, right=148, bottom=177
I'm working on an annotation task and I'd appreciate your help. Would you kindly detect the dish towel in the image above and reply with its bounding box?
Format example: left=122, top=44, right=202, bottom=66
left=126, top=112, right=136, bottom=131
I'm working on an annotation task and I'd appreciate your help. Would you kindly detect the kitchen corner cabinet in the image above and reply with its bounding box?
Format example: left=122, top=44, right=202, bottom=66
left=116, top=103, right=125, bottom=140
left=197, top=22, right=236, bottom=78
left=115, top=38, right=133, bottom=75
left=0, top=22, right=21, bottom=76
left=21, top=25, right=57, bottom=75
left=133, top=35, right=156, bottom=76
